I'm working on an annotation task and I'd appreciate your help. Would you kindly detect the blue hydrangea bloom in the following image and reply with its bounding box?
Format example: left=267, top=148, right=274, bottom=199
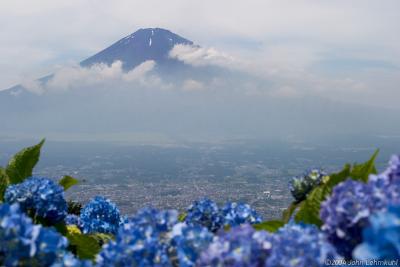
left=185, top=198, right=223, bottom=232
left=80, top=196, right=121, bottom=235
left=266, top=223, right=339, bottom=267
left=198, top=224, right=273, bottom=266
left=126, top=207, right=178, bottom=233
left=51, top=252, right=93, bottom=267
left=320, top=179, right=374, bottom=258
left=0, top=203, right=68, bottom=266
left=96, top=222, right=172, bottom=267
left=4, top=177, right=68, bottom=223
left=171, top=223, right=213, bottom=267
left=353, top=205, right=400, bottom=260
left=222, top=202, right=262, bottom=227
left=290, top=169, right=327, bottom=202
left=64, top=214, right=81, bottom=226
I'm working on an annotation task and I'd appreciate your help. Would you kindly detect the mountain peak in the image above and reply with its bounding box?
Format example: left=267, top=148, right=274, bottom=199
left=80, top=28, right=193, bottom=71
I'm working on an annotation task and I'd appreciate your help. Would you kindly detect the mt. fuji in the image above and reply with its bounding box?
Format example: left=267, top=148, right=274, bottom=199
left=0, top=28, right=398, bottom=142
left=80, top=28, right=193, bottom=71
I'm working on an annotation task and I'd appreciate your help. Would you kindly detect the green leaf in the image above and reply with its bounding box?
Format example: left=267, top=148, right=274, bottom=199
left=281, top=202, right=300, bottom=223
left=6, top=139, right=45, bottom=184
left=294, top=150, right=378, bottom=226
left=0, top=168, right=10, bottom=202
left=66, top=233, right=101, bottom=260
left=350, top=149, right=379, bottom=182
left=59, top=175, right=79, bottom=191
left=253, top=220, right=284, bottom=232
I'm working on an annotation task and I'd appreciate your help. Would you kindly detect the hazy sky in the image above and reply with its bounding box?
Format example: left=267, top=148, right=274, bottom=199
left=1, top=0, right=399, bottom=108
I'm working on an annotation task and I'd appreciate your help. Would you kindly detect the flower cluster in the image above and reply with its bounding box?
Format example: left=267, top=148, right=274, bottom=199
left=320, top=154, right=400, bottom=258
left=353, top=205, right=400, bottom=260
left=222, top=202, right=262, bottom=227
left=79, top=196, right=121, bottom=235
left=184, top=198, right=262, bottom=232
left=64, top=214, right=81, bottom=226
left=96, top=222, right=172, bottom=267
left=198, top=224, right=273, bottom=266
left=171, top=223, right=213, bottom=267
left=126, top=207, right=178, bottom=233
left=185, top=198, right=223, bottom=232
left=0, top=203, right=68, bottom=266
left=266, top=223, right=339, bottom=267
left=320, top=179, right=372, bottom=258
left=4, top=177, right=68, bottom=223
left=290, top=169, right=326, bottom=202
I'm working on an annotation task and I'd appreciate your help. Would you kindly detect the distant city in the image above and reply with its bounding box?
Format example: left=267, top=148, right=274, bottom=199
left=1, top=137, right=399, bottom=220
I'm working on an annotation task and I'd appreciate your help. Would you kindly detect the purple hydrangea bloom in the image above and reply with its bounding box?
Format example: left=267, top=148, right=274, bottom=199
left=290, top=169, right=327, bottom=202
left=266, top=223, right=339, bottom=267
left=96, top=222, right=172, bottom=267
left=171, top=223, right=213, bottom=267
left=185, top=198, right=223, bottom=232
left=80, top=196, right=121, bottom=235
left=321, top=155, right=400, bottom=258
left=198, top=224, right=273, bottom=266
left=353, top=205, right=400, bottom=260
left=4, top=177, right=68, bottom=223
left=222, top=202, right=262, bottom=227
left=0, top=203, right=68, bottom=266
left=320, top=180, right=374, bottom=258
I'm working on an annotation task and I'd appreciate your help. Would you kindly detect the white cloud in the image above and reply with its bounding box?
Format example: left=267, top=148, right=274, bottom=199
left=169, top=44, right=236, bottom=68
left=23, top=60, right=157, bottom=93
left=182, top=79, right=205, bottom=91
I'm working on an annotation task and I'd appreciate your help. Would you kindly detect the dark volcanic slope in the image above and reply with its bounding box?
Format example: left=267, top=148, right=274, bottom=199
left=80, top=28, right=193, bottom=71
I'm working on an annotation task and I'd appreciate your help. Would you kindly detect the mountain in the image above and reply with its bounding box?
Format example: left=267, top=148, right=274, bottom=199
left=80, top=28, right=193, bottom=71
left=1, top=28, right=399, bottom=142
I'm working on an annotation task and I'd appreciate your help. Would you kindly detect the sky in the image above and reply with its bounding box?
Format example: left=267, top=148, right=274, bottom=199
left=1, top=0, right=400, bottom=108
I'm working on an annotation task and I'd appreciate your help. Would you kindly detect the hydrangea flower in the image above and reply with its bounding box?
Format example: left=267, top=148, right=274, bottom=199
left=371, top=154, right=400, bottom=182
left=126, top=207, right=178, bottom=233
left=0, top=203, right=68, bottom=266
left=4, top=177, right=68, bottom=223
left=65, top=214, right=81, bottom=226
left=320, top=179, right=373, bottom=258
left=321, top=155, right=400, bottom=258
left=266, top=223, right=339, bottom=267
left=353, top=205, right=400, bottom=260
left=79, top=196, right=121, bottom=235
left=51, top=253, right=93, bottom=267
left=185, top=198, right=223, bottom=232
left=198, top=224, right=273, bottom=266
left=171, top=223, right=213, bottom=267
left=290, top=169, right=326, bottom=202
left=96, top=222, right=172, bottom=267
left=222, top=202, right=262, bottom=227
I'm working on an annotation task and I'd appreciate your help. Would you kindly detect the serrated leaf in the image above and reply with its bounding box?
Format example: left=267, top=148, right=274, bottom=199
left=0, top=168, right=10, bottom=202
left=66, top=233, right=101, bottom=260
left=59, top=175, right=79, bottom=191
left=6, top=139, right=45, bottom=184
left=253, top=220, right=284, bottom=232
left=294, top=151, right=378, bottom=226
left=350, top=149, right=379, bottom=182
